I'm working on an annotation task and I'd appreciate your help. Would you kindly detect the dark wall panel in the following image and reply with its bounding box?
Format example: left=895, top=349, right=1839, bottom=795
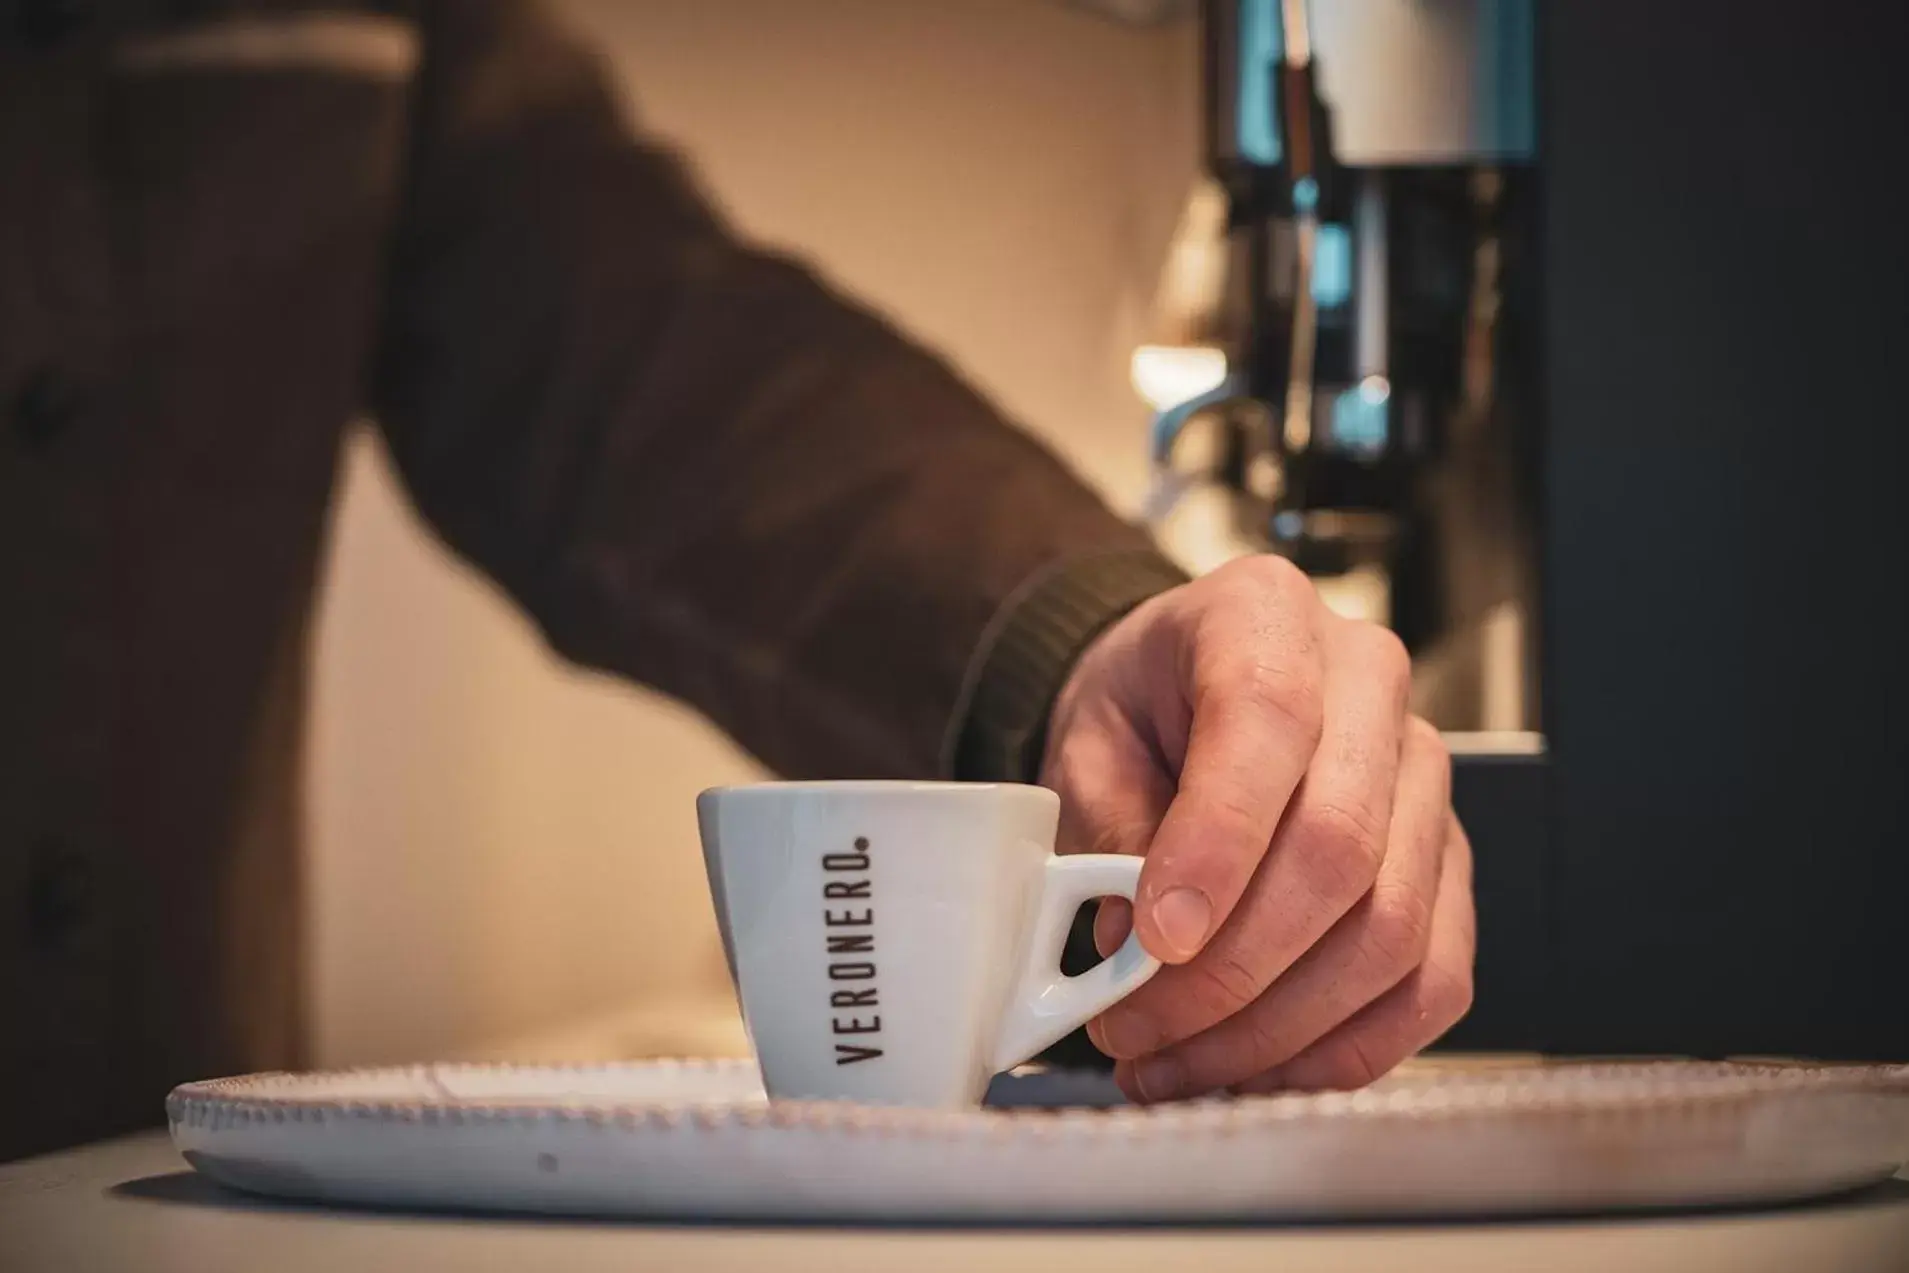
left=1540, top=0, right=1909, bottom=1059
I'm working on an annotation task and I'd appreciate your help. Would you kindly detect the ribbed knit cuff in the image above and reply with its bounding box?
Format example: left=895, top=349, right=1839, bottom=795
left=946, top=548, right=1191, bottom=784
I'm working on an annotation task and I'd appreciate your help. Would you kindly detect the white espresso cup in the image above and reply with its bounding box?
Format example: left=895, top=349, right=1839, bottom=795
left=697, top=780, right=1161, bottom=1108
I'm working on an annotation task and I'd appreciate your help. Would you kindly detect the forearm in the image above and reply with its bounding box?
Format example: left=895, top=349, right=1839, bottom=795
left=371, top=0, right=1186, bottom=779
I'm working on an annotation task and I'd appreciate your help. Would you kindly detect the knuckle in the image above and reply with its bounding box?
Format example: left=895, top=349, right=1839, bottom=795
left=1362, top=885, right=1434, bottom=980
left=1358, top=624, right=1414, bottom=700
left=1236, top=658, right=1324, bottom=741
left=1408, top=715, right=1450, bottom=773
left=1447, top=815, right=1475, bottom=870
left=1451, top=878, right=1479, bottom=954
left=1195, top=560, right=1315, bottom=651
left=1186, top=948, right=1267, bottom=1016
left=1234, top=1006, right=1301, bottom=1071
left=1420, top=961, right=1476, bottom=1032
left=1245, top=552, right=1309, bottom=595
left=1218, top=553, right=1308, bottom=597
left=1291, top=801, right=1387, bottom=903
left=1309, top=1034, right=1390, bottom=1092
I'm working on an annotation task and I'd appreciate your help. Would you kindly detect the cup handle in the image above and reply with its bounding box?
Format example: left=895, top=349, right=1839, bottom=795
left=989, top=854, right=1162, bottom=1073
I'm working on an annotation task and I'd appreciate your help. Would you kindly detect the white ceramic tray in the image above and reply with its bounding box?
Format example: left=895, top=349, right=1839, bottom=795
left=168, top=1059, right=1909, bottom=1224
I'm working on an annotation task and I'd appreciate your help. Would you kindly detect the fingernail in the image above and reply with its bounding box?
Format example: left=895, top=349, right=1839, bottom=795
left=1133, top=1054, right=1186, bottom=1103
left=1148, top=887, right=1213, bottom=961
left=1093, top=1011, right=1158, bottom=1060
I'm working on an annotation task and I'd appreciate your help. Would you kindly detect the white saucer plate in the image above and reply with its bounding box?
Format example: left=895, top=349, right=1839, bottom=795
left=168, top=1059, right=1909, bottom=1223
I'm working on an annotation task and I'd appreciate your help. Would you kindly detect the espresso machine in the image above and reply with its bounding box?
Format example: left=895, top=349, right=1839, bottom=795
left=1135, top=0, right=1541, bottom=732
left=1058, top=0, right=1909, bottom=1069
left=1047, top=0, right=1546, bottom=1067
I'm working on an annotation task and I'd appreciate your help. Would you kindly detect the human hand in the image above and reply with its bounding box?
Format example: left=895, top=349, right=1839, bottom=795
left=1042, top=556, right=1475, bottom=1103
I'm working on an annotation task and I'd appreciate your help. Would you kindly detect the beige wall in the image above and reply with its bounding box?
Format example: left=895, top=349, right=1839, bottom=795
left=307, top=0, right=1200, bottom=1066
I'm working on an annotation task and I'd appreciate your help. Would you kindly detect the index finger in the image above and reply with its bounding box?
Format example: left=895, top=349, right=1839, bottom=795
left=1133, top=558, right=1324, bottom=963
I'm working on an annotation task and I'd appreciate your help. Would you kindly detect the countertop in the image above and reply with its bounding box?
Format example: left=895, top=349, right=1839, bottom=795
left=4, top=1131, right=1908, bottom=1272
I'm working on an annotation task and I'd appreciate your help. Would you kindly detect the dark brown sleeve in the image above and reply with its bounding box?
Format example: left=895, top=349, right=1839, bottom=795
left=370, top=0, right=1186, bottom=780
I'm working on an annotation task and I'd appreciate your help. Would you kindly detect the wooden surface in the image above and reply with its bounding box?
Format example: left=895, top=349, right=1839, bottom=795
left=3, top=1131, right=1906, bottom=1272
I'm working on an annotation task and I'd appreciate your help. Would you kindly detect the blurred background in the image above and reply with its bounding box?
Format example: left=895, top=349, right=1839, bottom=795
left=310, top=0, right=1543, bottom=1070
left=303, top=0, right=1906, bottom=1078
left=310, top=0, right=1201, bottom=1069
left=5, top=0, right=1903, bottom=1178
